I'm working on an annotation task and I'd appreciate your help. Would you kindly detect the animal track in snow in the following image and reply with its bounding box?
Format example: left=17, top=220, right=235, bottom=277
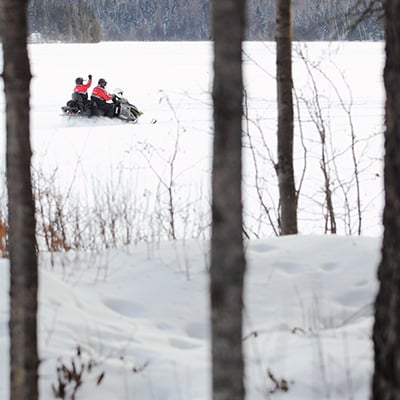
left=320, top=261, right=340, bottom=272
left=103, top=297, right=146, bottom=318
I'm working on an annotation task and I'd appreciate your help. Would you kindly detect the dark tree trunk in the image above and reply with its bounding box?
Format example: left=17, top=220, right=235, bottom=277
left=372, top=0, right=400, bottom=398
left=275, top=0, right=298, bottom=235
left=210, top=0, right=246, bottom=399
left=0, top=1, right=39, bottom=399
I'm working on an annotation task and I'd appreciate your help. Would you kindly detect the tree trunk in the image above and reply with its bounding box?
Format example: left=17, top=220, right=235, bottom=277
left=211, top=0, right=246, bottom=399
left=0, top=1, right=39, bottom=399
left=372, top=0, right=400, bottom=398
left=276, top=0, right=298, bottom=235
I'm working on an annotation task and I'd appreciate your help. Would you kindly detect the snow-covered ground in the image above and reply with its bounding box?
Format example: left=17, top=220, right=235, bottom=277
left=0, top=41, right=386, bottom=399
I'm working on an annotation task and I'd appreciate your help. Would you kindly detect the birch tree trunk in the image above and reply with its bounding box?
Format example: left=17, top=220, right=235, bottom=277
left=372, top=0, right=400, bottom=398
left=211, top=0, right=246, bottom=398
left=276, top=0, right=298, bottom=234
left=0, top=1, right=39, bottom=399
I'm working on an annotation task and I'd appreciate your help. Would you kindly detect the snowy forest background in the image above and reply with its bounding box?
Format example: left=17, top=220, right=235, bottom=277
left=27, top=0, right=383, bottom=43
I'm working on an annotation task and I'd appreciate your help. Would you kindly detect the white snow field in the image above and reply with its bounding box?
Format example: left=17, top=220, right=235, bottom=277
left=0, top=41, right=386, bottom=399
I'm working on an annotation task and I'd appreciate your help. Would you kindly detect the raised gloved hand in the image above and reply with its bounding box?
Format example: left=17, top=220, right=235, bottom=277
left=88, top=74, right=92, bottom=80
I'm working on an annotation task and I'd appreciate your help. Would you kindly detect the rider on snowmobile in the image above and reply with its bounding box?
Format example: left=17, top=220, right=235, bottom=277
left=91, top=78, right=120, bottom=118
left=72, top=74, right=93, bottom=115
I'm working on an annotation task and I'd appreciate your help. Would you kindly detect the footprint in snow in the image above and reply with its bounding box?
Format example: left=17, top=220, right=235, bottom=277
left=320, top=261, right=340, bottom=272
left=275, top=261, right=299, bottom=275
left=185, top=322, right=209, bottom=340
left=103, top=297, right=146, bottom=318
left=169, top=337, right=201, bottom=350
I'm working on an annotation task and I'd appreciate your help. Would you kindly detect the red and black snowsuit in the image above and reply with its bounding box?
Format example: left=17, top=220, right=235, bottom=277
left=91, top=85, right=116, bottom=118
left=72, top=79, right=92, bottom=114
left=74, top=80, right=92, bottom=95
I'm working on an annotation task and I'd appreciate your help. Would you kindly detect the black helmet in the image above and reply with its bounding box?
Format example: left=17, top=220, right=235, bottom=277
left=75, top=77, right=83, bottom=85
left=98, top=78, right=107, bottom=87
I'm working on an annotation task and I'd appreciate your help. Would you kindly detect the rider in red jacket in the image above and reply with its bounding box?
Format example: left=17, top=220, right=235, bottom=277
left=91, top=78, right=118, bottom=117
left=72, top=75, right=92, bottom=115
left=74, top=75, right=92, bottom=95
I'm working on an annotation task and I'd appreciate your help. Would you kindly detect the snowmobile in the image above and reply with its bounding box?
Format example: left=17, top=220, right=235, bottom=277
left=61, top=88, right=143, bottom=123
left=112, top=89, right=143, bottom=123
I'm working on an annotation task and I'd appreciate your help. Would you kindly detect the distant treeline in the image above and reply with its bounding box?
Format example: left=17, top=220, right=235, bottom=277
left=28, top=0, right=102, bottom=42
left=27, top=0, right=383, bottom=43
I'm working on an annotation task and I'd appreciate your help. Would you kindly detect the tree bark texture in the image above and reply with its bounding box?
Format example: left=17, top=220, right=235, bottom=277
left=211, top=0, right=246, bottom=399
left=372, top=0, right=400, bottom=398
left=0, top=1, right=39, bottom=399
left=275, top=0, right=298, bottom=234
